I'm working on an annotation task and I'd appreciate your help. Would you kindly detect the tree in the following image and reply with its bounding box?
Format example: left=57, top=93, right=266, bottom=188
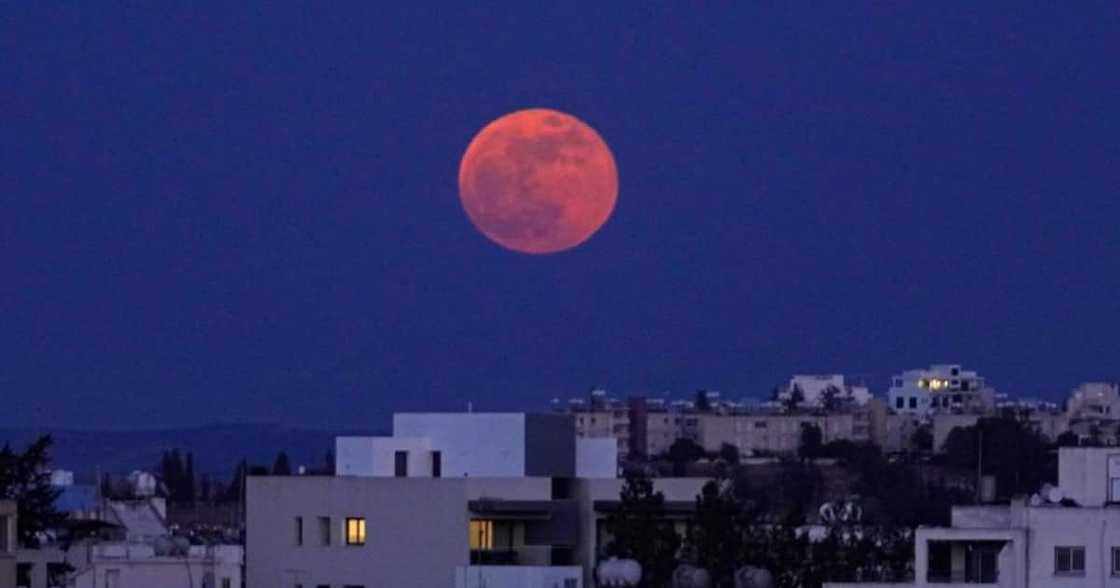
left=819, top=385, right=844, bottom=412
left=695, top=390, right=712, bottom=412
left=943, top=418, right=1053, bottom=499
left=0, top=435, right=65, bottom=547
left=272, top=452, right=292, bottom=476
left=1055, top=430, right=1079, bottom=447
left=718, top=443, right=741, bottom=466
left=686, top=478, right=743, bottom=586
left=910, top=425, right=933, bottom=453
left=324, top=449, right=336, bottom=476
left=603, top=469, right=681, bottom=587
left=183, top=453, right=196, bottom=503
left=783, top=385, right=805, bottom=413
left=799, top=422, right=823, bottom=461
left=667, top=438, right=705, bottom=476
left=222, top=459, right=248, bottom=503
left=199, top=474, right=212, bottom=503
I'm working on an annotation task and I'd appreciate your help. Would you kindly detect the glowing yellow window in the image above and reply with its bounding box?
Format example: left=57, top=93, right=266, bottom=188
left=345, top=517, right=366, bottom=546
left=469, top=520, right=493, bottom=550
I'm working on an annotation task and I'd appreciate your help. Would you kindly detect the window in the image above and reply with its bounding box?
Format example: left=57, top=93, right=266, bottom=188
left=754, top=421, right=767, bottom=429
left=893, top=378, right=903, bottom=387
left=394, top=450, right=408, bottom=477
left=1112, top=547, right=1120, bottom=576
left=0, top=515, right=9, bottom=552
left=909, top=397, right=917, bottom=409
left=1109, top=456, right=1120, bottom=502
left=432, top=451, right=442, bottom=478
left=221, top=579, right=232, bottom=588
left=896, top=397, right=904, bottom=409
left=469, top=520, right=494, bottom=550
left=295, top=517, right=303, bottom=546
left=318, top=517, right=331, bottom=546
left=17, top=564, right=32, bottom=588
left=1055, top=546, right=1085, bottom=575
left=953, top=394, right=962, bottom=403
left=345, top=517, right=366, bottom=546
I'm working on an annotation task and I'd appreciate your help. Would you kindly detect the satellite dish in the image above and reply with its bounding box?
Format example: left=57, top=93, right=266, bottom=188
left=1047, top=486, right=1065, bottom=503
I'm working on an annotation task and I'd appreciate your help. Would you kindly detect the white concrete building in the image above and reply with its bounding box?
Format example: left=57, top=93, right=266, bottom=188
left=251, top=412, right=701, bottom=588
left=1066, top=382, right=1120, bottom=420
left=826, top=447, right=1120, bottom=588
left=337, top=413, right=578, bottom=479
left=888, top=364, right=994, bottom=416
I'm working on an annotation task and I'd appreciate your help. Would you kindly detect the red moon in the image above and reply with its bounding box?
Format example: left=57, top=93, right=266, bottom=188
left=458, top=109, right=618, bottom=254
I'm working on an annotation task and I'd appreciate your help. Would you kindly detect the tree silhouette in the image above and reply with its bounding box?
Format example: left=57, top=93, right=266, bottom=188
left=603, top=469, right=681, bottom=587
left=272, top=452, right=292, bottom=476
left=0, top=435, right=65, bottom=547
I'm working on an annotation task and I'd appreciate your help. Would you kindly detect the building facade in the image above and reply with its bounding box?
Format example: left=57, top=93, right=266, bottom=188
left=0, top=501, right=14, bottom=588
left=888, top=364, right=994, bottom=416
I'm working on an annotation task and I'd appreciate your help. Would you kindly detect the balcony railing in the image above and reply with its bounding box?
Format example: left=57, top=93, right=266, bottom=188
left=927, top=571, right=999, bottom=584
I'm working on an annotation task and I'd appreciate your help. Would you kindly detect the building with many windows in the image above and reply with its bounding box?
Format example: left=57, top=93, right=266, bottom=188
left=826, top=447, right=1120, bottom=588
left=888, top=364, right=995, bottom=416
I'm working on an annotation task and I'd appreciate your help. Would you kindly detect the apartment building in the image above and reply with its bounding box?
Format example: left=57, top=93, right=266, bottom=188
left=696, top=409, right=874, bottom=456
left=826, top=447, right=1120, bottom=588
left=0, top=501, right=13, bottom=588
left=249, top=412, right=704, bottom=588
left=889, top=364, right=995, bottom=416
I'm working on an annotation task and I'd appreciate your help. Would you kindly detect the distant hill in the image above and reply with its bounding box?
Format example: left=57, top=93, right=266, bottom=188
left=0, top=423, right=379, bottom=479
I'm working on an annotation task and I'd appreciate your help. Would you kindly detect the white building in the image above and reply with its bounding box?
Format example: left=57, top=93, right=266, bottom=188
left=1066, top=382, right=1120, bottom=420
left=251, top=412, right=697, bottom=588
left=337, top=413, right=614, bottom=479
left=888, top=364, right=994, bottom=416
left=826, top=447, right=1120, bottom=588
left=12, top=496, right=242, bottom=588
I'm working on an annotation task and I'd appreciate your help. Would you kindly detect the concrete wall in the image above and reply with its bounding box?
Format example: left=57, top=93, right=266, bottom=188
left=247, top=476, right=469, bottom=588
left=576, top=438, right=617, bottom=479
left=70, top=556, right=241, bottom=588
left=525, top=414, right=575, bottom=477
left=0, top=501, right=13, bottom=588
left=455, top=565, right=582, bottom=588
left=1059, top=447, right=1119, bottom=507
left=394, top=413, right=527, bottom=477
left=335, top=436, right=433, bottom=477
left=1015, top=506, right=1120, bottom=587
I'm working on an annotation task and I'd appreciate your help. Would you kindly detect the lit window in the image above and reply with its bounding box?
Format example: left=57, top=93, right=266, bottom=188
left=1055, top=546, right=1085, bottom=575
left=345, top=517, right=366, bottom=546
left=469, top=520, right=494, bottom=550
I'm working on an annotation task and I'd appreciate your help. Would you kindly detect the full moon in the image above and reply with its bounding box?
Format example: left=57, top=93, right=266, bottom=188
left=458, top=108, right=618, bottom=254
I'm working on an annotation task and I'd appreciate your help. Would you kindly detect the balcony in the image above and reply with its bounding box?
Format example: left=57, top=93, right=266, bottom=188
left=455, top=565, right=581, bottom=588
left=926, top=540, right=1004, bottom=584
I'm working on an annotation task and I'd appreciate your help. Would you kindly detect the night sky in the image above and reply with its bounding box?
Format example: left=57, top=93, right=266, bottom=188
left=3, top=5, right=1118, bottom=430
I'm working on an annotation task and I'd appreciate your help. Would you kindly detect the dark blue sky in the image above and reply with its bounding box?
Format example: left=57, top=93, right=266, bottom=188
left=2, top=4, right=1118, bottom=430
